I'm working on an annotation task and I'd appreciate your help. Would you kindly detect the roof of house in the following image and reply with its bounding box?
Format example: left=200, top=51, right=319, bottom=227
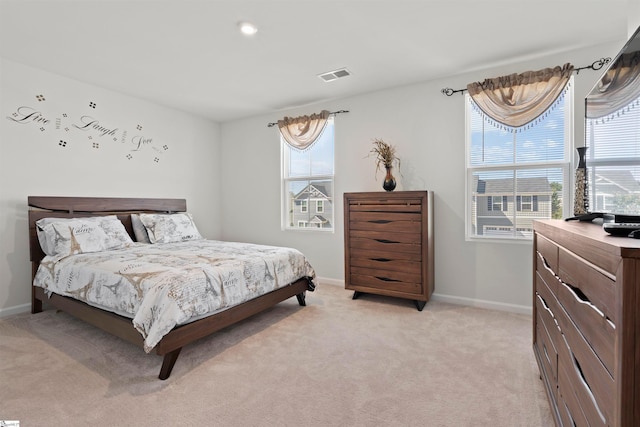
left=595, top=169, right=640, bottom=194
left=293, top=183, right=332, bottom=200
left=474, top=176, right=552, bottom=194
left=309, top=215, right=329, bottom=224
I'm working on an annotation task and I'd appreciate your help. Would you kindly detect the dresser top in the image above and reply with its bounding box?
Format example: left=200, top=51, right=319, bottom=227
left=534, top=219, right=640, bottom=260
left=344, top=190, right=429, bottom=196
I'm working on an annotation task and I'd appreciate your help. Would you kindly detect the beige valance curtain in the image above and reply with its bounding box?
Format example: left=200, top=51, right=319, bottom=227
left=586, top=51, right=640, bottom=120
left=467, top=63, right=574, bottom=129
left=278, top=110, right=330, bottom=150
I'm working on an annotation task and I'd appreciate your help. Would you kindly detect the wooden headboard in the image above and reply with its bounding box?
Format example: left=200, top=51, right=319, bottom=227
left=28, top=196, right=187, bottom=268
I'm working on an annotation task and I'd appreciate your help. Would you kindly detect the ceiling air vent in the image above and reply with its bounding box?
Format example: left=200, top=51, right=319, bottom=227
left=318, top=68, right=352, bottom=82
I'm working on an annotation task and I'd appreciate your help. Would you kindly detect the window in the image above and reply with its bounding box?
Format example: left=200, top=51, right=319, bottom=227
left=517, top=195, right=538, bottom=211
left=465, top=80, right=572, bottom=240
left=282, top=117, right=334, bottom=231
left=585, top=92, right=640, bottom=215
left=488, top=195, right=507, bottom=211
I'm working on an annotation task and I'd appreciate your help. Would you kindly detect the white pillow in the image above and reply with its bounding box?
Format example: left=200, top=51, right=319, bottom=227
left=36, top=215, right=133, bottom=257
left=139, top=213, right=203, bottom=243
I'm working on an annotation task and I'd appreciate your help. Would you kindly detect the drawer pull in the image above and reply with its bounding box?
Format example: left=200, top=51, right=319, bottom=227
left=571, top=351, right=606, bottom=424
left=536, top=294, right=560, bottom=331
left=537, top=252, right=557, bottom=277
left=375, top=276, right=401, bottom=282
left=560, top=282, right=610, bottom=326
left=369, top=219, right=392, bottom=224
left=375, top=238, right=399, bottom=244
left=371, top=258, right=391, bottom=262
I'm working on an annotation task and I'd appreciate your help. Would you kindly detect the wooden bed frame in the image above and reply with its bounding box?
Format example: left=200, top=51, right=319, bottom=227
left=28, top=196, right=311, bottom=380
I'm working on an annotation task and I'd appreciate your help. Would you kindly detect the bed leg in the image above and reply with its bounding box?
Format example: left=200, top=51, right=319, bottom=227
left=32, top=289, right=42, bottom=314
left=296, top=292, right=306, bottom=306
left=158, top=348, right=182, bottom=380
left=32, top=298, right=43, bottom=314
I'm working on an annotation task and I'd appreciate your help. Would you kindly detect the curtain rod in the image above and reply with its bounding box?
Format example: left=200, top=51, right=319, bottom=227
left=267, top=109, right=349, bottom=127
left=440, top=57, right=612, bottom=96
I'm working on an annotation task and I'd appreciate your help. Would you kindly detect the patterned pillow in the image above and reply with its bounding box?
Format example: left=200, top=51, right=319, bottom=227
left=139, top=213, right=203, bottom=243
left=36, top=215, right=134, bottom=257
left=130, top=214, right=151, bottom=244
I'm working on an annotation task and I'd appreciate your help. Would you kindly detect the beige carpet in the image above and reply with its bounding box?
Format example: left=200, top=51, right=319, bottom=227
left=0, top=284, right=553, bottom=426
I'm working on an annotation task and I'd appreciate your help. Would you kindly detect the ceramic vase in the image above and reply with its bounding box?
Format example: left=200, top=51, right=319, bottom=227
left=573, top=147, right=589, bottom=215
left=383, top=166, right=396, bottom=192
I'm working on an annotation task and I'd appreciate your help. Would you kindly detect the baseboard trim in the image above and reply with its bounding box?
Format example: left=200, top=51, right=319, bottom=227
left=316, top=276, right=344, bottom=287
left=0, top=303, right=31, bottom=319
left=431, top=293, right=532, bottom=316
left=1, top=280, right=532, bottom=318
left=316, top=276, right=532, bottom=315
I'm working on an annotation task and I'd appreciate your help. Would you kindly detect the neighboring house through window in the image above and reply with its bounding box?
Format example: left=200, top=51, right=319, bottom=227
left=282, top=117, right=334, bottom=230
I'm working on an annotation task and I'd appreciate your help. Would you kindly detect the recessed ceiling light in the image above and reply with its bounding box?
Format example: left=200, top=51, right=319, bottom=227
left=238, top=21, right=258, bottom=36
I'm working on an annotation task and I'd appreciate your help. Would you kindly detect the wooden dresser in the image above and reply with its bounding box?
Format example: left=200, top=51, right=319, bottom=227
left=343, top=191, right=433, bottom=311
left=533, top=219, right=640, bottom=426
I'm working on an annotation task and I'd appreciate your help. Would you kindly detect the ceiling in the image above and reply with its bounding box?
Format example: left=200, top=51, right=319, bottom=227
left=0, top=0, right=631, bottom=123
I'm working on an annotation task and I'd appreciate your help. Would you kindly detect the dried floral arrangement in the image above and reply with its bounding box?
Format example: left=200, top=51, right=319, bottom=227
left=369, top=138, right=401, bottom=173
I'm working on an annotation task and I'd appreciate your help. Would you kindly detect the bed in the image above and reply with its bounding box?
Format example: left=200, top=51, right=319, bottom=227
left=28, top=196, right=316, bottom=380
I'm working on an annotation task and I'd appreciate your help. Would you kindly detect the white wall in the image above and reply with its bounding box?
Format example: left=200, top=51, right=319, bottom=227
left=0, top=58, right=222, bottom=315
left=219, top=40, right=624, bottom=313
left=630, top=0, right=640, bottom=37
left=0, top=37, right=629, bottom=317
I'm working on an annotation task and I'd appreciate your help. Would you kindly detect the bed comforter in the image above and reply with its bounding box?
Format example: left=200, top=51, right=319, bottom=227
left=33, top=240, right=317, bottom=352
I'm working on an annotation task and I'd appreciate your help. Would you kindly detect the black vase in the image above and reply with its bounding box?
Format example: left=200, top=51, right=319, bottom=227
left=383, top=166, right=396, bottom=191
left=573, top=147, right=589, bottom=215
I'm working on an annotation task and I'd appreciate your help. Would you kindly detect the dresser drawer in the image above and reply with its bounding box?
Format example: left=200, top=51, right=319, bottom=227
left=348, top=199, right=423, bottom=213
left=535, top=289, right=559, bottom=366
left=349, top=211, right=421, bottom=234
left=350, top=252, right=421, bottom=275
left=349, top=236, right=421, bottom=256
left=536, top=308, right=558, bottom=385
left=556, top=280, right=615, bottom=377
left=349, top=270, right=422, bottom=295
left=557, top=247, right=616, bottom=325
left=351, top=265, right=421, bottom=285
left=536, top=234, right=559, bottom=273
left=350, top=229, right=422, bottom=244
left=555, top=306, right=614, bottom=425
left=536, top=251, right=561, bottom=296
left=557, top=362, right=591, bottom=427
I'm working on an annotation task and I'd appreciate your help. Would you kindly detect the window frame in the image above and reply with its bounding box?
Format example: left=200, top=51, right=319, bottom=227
left=280, top=117, right=335, bottom=232
left=464, top=81, right=573, bottom=242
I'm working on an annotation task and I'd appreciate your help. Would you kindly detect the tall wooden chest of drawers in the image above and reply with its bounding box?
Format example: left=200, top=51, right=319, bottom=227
left=533, top=219, right=640, bottom=426
left=343, top=191, right=434, bottom=311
